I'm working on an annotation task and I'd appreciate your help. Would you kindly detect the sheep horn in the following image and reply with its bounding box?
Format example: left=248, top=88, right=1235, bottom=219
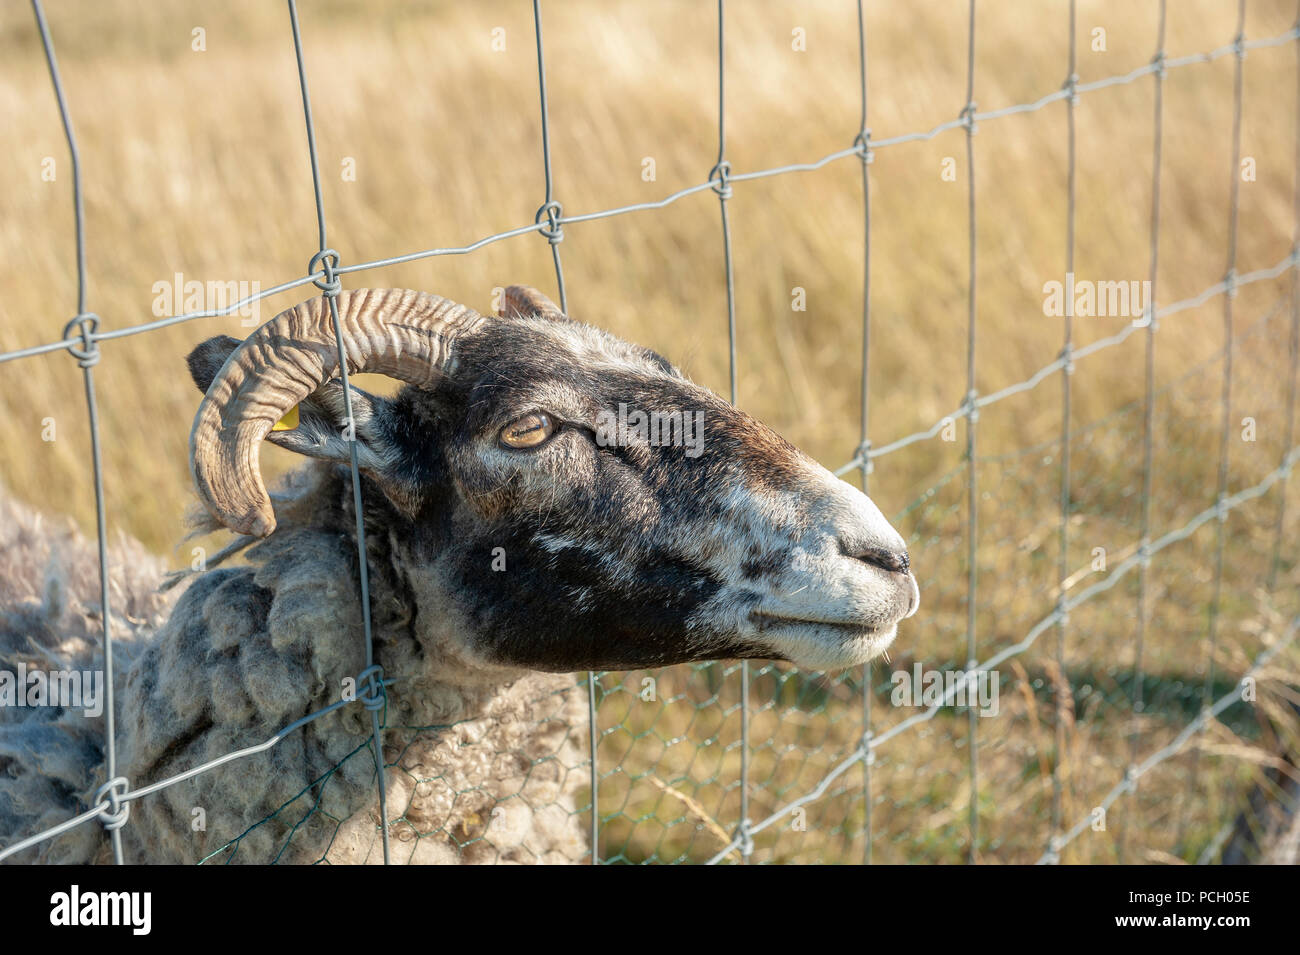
left=189, top=288, right=486, bottom=538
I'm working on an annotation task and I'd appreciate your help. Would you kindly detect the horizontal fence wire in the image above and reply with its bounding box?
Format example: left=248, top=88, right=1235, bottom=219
left=701, top=445, right=1300, bottom=864
left=1041, top=615, right=1300, bottom=864
left=4, top=22, right=1298, bottom=370
left=2, top=1, right=1299, bottom=865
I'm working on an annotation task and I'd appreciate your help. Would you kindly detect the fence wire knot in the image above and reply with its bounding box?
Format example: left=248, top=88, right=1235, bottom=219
left=962, top=389, right=980, bottom=426
left=61, top=313, right=100, bottom=369
left=1232, top=33, right=1247, bottom=60
left=1223, top=267, right=1237, bottom=299
left=1142, top=302, right=1159, bottom=333
left=1060, top=342, right=1075, bottom=375
left=535, top=200, right=565, bottom=245
left=861, top=730, right=876, bottom=766
left=1122, top=765, right=1140, bottom=794
left=959, top=101, right=979, bottom=134
left=1063, top=72, right=1080, bottom=106
left=853, top=129, right=874, bottom=165
left=355, top=664, right=387, bottom=712
left=95, top=776, right=130, bottom=832
left=855, top=439, right=874, bottom=474
left=309, top=248, right=342, bottom=296
left=708, top=160, right=733, bottom=200
left=1152, top=49, right=1167, bottom=78
left=735, top=817, right=754, bottom=858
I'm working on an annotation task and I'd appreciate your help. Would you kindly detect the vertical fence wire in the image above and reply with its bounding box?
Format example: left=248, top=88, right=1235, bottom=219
left=286, top=0, right=390, bottom=866
left=532, top=0, right=569, bottom=316
left=1271, top=1, right=1300, bottom=594
left=528, top=0, right=595, bottom=864
left=706, top=0, right=749, bottom=864
left=853, top=0, right=875, bottom=866
left=1187, top=0, right=1247, bottom=839
left=961, top=0, right=981, bottom=865
left=586, top=671, right=599, bottom=863
left=1049, top=0, right=1078, bottom=861
left=1122, top=0, right=1167, bottom=866
left=31, top=0, right=126, bottom=867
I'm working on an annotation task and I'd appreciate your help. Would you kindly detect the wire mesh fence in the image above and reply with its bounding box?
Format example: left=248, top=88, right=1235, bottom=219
left=1, top=0, right=1299, bottom=865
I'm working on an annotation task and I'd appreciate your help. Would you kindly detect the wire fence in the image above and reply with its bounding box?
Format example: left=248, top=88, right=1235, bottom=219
left=2, top=0, right=1299, bottom=865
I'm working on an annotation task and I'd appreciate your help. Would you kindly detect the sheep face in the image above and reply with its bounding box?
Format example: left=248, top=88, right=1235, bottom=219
left=188, top=287, right=918, bottom=675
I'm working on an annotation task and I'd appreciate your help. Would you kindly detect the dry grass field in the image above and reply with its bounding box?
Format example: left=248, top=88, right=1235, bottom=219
left=2, top=0, right=1299, bottom=863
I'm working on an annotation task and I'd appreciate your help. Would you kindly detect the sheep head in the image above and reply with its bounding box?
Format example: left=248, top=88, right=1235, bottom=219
left=187, top=286, right=918, bottom=673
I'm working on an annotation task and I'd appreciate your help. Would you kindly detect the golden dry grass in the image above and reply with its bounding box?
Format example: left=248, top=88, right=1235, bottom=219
left=2, top=0, right=1299, bottom=863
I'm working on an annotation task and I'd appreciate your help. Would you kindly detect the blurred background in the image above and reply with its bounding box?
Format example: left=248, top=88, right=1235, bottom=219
left=2, top=0, right=1299, bottom=863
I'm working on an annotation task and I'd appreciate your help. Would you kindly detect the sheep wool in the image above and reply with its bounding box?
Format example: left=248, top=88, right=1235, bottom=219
left=0, top=488, right=588, bottom=864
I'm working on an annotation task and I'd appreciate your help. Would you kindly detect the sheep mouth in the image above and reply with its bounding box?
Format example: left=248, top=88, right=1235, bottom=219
left=747, top=611, right=898, bottom=669
left=750, top=611, right=886, bottom=635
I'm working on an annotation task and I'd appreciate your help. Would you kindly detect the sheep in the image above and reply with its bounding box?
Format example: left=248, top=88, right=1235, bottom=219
left=0, top=285, right=919, bottom=864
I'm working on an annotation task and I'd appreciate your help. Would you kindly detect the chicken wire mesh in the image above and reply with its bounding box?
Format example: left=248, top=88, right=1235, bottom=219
left=1, top=0, right=1299, bottom=865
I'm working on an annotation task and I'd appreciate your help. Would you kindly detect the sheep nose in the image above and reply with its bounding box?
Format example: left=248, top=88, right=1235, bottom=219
left=850, top=544, right=910, bottom=576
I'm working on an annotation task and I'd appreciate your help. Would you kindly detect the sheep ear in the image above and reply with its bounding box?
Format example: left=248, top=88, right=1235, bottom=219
left=188, top=336, right=388, bottom=462
left=499, top=285, right=566, bottom=320
left=264, top=379, right=388, bottom=465
left=187, top=336, right=419, bottom=514
left=187, top=335, right=243, bottom=393
left=268, top=383, right=424, bottom=517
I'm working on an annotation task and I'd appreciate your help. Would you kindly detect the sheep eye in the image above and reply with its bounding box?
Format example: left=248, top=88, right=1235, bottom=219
left=500, top=412, right=557, bottom=449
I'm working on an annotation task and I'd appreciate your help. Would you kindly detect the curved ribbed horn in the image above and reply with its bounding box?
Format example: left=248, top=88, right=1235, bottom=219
left=190, top=288, right=486, bottom=537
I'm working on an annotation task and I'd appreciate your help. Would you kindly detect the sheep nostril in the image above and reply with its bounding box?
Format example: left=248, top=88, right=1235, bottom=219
left=850, top=545, right=910, bottom=575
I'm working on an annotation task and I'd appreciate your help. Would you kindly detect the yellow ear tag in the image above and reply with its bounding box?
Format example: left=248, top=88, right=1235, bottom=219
left=271, top=404, right=300, bottom=432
